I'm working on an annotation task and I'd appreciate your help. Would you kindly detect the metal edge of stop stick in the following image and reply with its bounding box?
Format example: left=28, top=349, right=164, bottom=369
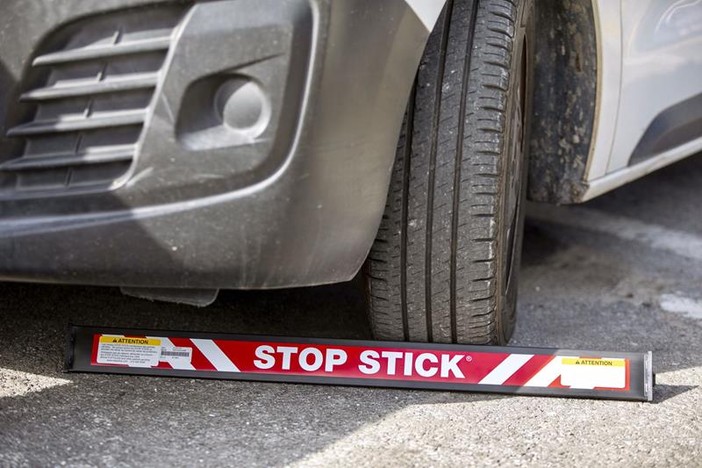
left=65, top=325, right=655, bottom=402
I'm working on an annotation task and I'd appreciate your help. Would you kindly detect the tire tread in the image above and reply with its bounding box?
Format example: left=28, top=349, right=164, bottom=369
left=367, top=0, right=525, bottom=344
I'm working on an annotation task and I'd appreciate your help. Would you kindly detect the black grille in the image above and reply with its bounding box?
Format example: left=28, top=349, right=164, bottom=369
left=0, top=6, right=185, bottom=197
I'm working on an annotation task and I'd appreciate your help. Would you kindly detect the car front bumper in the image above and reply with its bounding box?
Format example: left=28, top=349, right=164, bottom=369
left=0, top=0, right=440, bottom=289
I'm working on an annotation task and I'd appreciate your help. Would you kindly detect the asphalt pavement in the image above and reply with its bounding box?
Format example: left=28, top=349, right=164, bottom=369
left=1, top=155, right=701, bottom=467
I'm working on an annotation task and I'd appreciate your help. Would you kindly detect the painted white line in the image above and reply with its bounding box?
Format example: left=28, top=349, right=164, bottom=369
left=191, top=339, right=240, bottom=372
left=0, top=368, right=71, bottom=398
left=527, top=204, right=702, bottom=262
left=479, top=354, right=533, bottom=385
left=660, top=293, right=702, bottom=320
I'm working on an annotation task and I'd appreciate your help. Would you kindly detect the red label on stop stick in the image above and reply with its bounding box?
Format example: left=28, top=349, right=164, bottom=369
left=222, top=341, right=504, bottom=383
left=69, top=326, right=653, bottom=401
left=90, top=334, right=632, bottom=390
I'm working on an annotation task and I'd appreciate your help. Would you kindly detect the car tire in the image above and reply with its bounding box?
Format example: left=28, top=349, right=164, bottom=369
left=365, top=0, right=534, bottom=345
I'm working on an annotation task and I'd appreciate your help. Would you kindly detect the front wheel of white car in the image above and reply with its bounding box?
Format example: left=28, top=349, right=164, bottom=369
left=365, top=0, right=534, bottom=345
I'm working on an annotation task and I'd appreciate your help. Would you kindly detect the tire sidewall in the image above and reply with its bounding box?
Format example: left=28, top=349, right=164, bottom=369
left=496, top=0, right=536, bottom=344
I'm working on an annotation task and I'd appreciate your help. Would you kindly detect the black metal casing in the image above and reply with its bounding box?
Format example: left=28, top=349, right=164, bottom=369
left=66, top=324, right=655, bottom=402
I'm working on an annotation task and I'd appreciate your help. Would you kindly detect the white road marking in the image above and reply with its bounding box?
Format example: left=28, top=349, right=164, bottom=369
left=0, top=368, right=71, bottom=398
left=479, top=354, right=533, bottom=385
left=191, top=339, right=240, bottom=372
left=527, top=204, right=702, bottom=262
left=660, top=293, right=702, bottom=320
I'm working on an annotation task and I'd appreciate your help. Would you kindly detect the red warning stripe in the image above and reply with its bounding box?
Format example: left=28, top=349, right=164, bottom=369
left=170, top=337, right=216, bottom=371
left=90, top=334, right=631, bottom=391
left=502, top=354, right=553, bottom=387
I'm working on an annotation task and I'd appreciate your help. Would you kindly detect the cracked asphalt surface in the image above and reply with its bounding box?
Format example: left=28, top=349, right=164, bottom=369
left=1, top=155, right=701, bottom=467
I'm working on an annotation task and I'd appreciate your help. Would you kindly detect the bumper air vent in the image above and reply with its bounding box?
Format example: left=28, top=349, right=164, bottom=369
left=0, top=5, right=186, bottom=197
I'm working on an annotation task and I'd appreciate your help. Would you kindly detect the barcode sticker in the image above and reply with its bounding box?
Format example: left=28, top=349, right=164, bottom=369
left=159, top=346, right=192, bottom=365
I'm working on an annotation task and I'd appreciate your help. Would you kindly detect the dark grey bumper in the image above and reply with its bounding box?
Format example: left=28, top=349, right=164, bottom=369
left=0, top=0, right=436, bottom=289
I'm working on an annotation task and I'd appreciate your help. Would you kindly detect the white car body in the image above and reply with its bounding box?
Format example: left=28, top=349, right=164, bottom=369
left=585, top=0, right=702, bottom=199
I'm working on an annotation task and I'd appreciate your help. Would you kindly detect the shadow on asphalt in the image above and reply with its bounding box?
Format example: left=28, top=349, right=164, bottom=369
left=1, top=156, right=701, bottom=464
left=0, top=279, right=499, bottom=466
left=650, top=384, right=698, bottom=404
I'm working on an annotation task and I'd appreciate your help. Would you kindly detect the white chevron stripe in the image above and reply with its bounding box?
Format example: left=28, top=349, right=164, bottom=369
left=479, top=354, right=534, bottom=385
left=191, top=339, right=240, bottom=372
left=523, top=356, right=573, bottom=387
left=154, top=337, right=195, bottom=371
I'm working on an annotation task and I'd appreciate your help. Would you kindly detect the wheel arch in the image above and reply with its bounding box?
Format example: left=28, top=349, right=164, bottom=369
left=527, top=0, right=599, bottom=204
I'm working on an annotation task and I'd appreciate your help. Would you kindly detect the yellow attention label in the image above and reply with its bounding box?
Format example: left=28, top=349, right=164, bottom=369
left=99, top=336, right=161, bottom=346
left=562, top=357, right=625, bottom=367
